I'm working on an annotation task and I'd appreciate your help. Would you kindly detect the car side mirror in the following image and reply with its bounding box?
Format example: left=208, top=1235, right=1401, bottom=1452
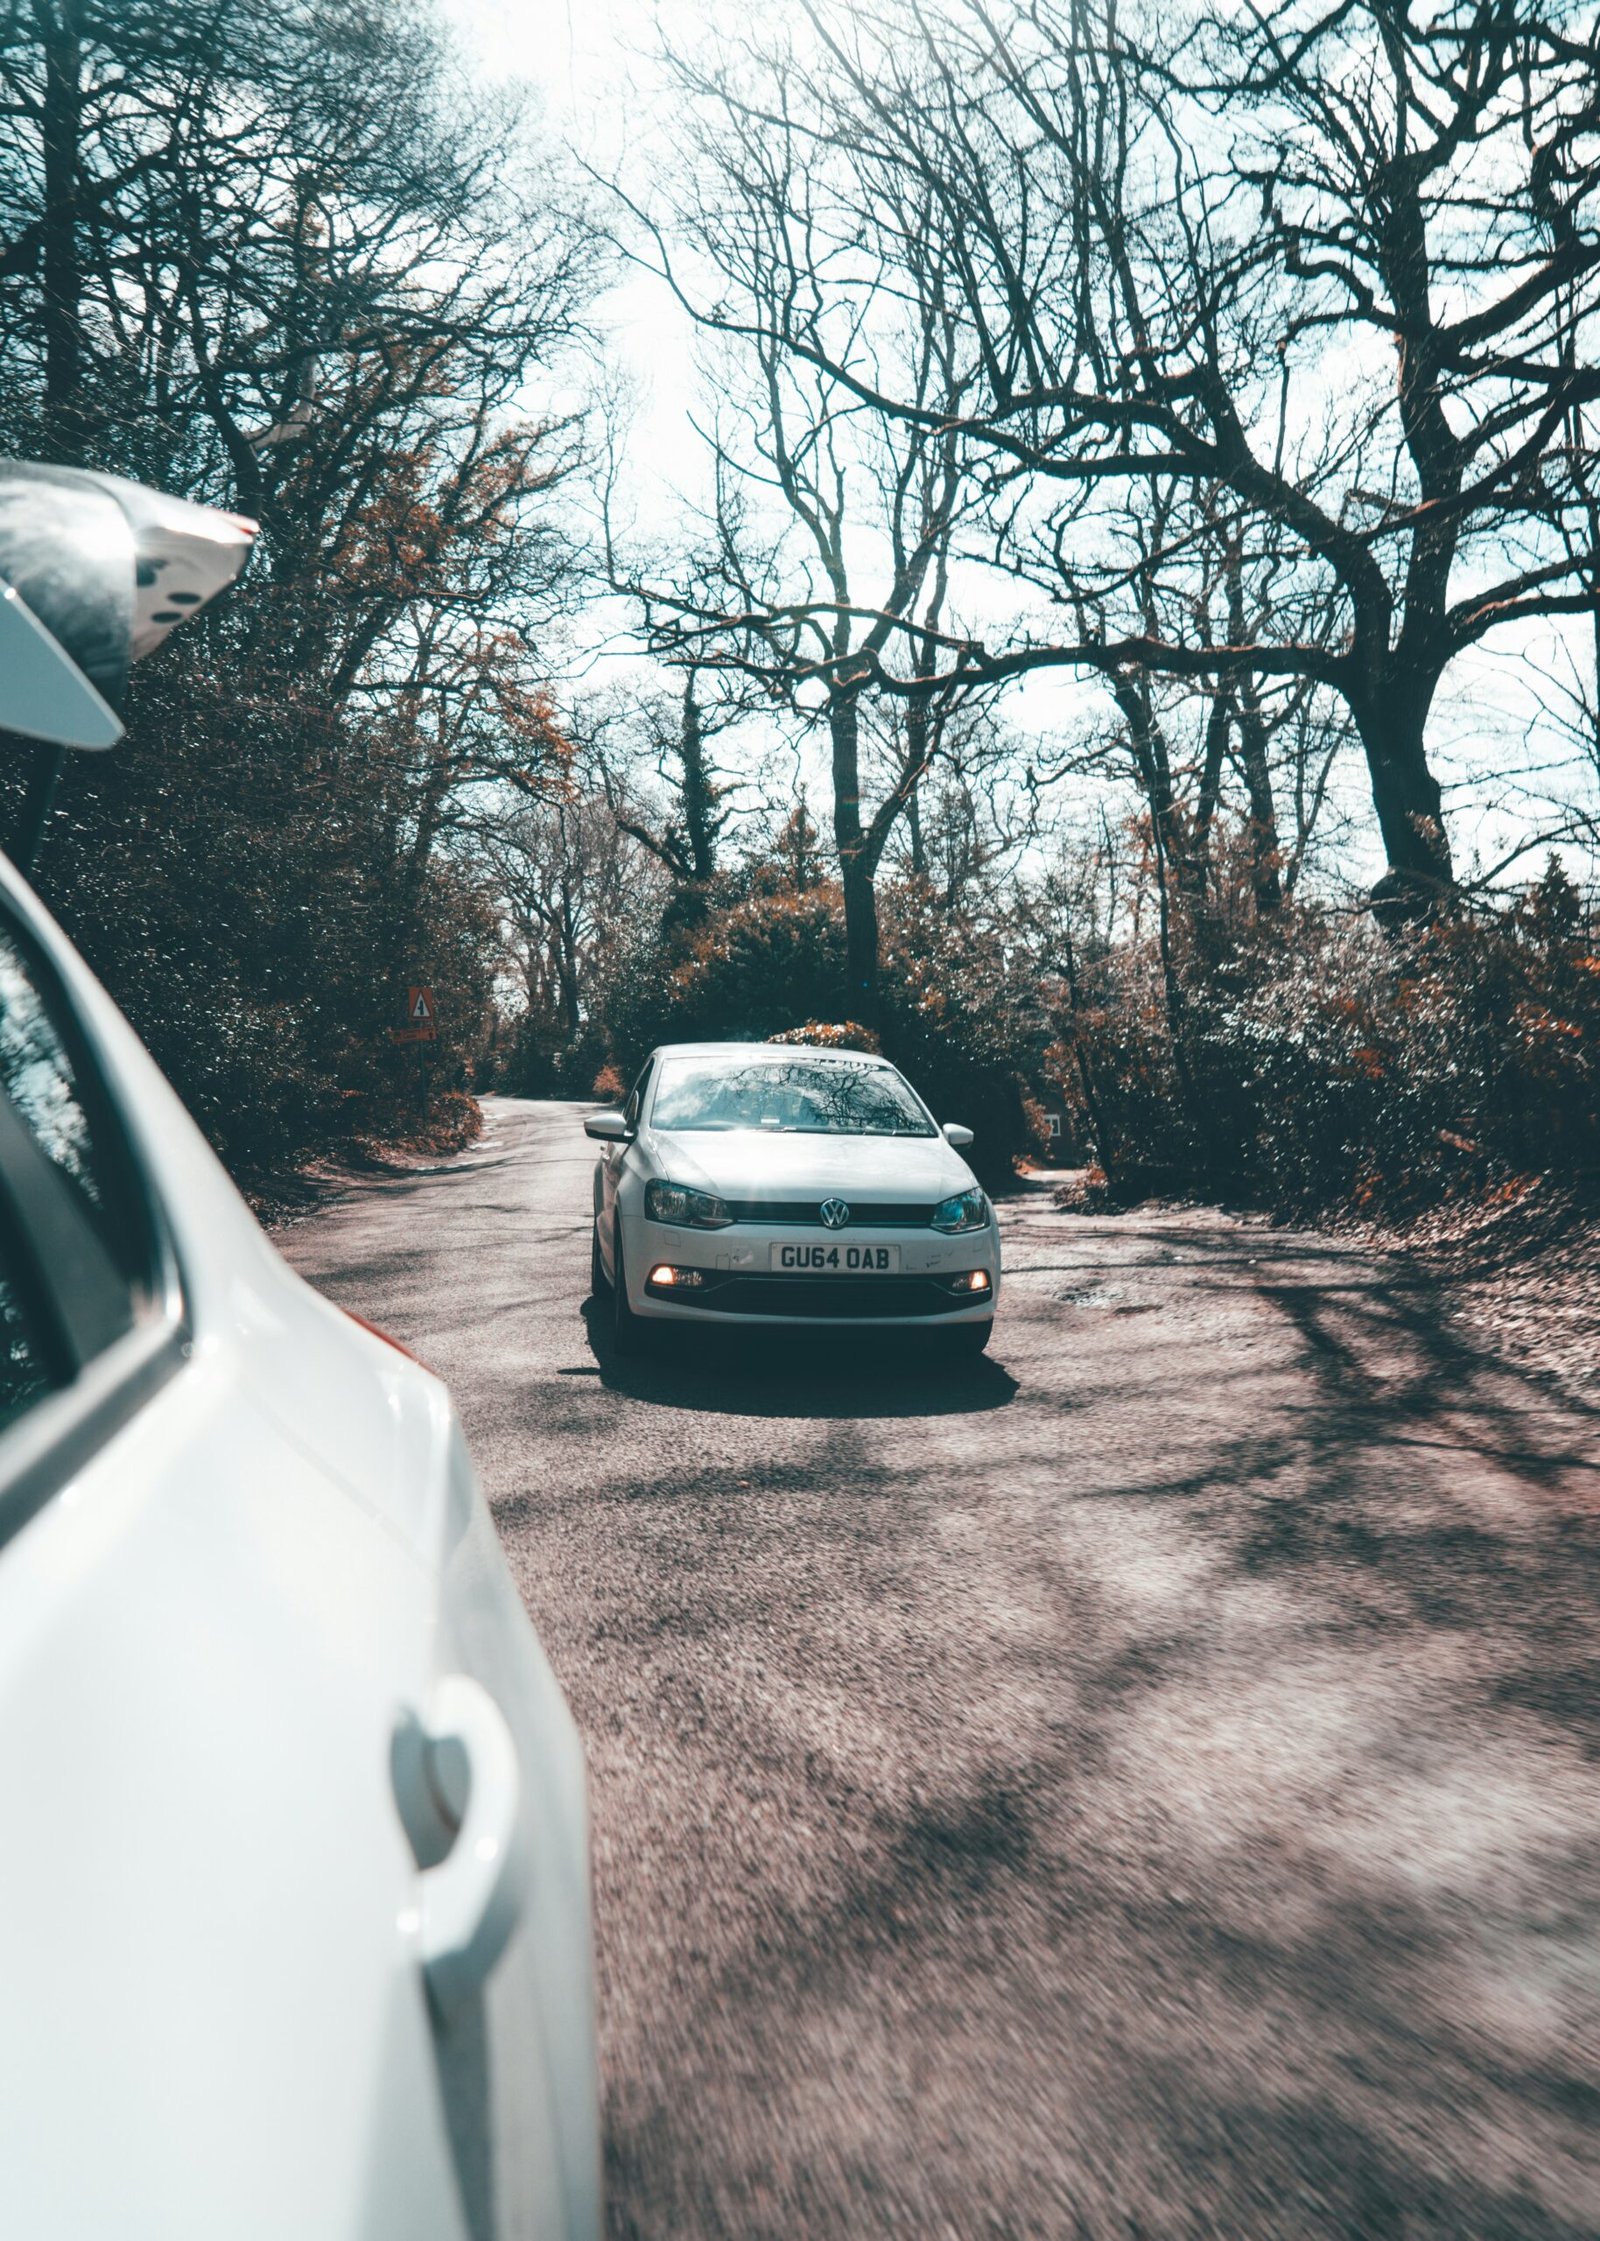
left=0, top=459, right=255, bottom=748
left=942, top=1122, right=975, bottom=1148
left=584, top=1110, right=631, bottom=1142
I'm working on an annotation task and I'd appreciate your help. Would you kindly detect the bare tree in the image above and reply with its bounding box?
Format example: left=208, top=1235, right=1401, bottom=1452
left=590, top=673, right=744, bottom=909
left=711, top=0, right=1600, bottom=913
left=606, top=34, right=994, bottom=1019
left=479, top=786, right=661, bottom=1050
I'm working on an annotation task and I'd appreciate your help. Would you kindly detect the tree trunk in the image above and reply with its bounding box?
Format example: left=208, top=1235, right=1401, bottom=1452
left=1224, top=550, right=1283, bottom=914
left=1108, top=670, right=1209, bottom=938
left=556, top=919, right=581, bottom=1038
left=1191, top=686, right=1228, bottom=883
left=828, top=689, right=879, bottom=1025
left=904, top=686, right=929, bottom=880
left=1055, top=929, right=1114, bottom=1181
left=37, top=0, right=85, bottom=463
left=1353, top=678, right=1454, bottom=916
left=906, top=775, right=926, bottom=879
left=1105, top=671, right=1199, bottom=1149
left=840, top=848, right=881, bottom=1026
left=678, top=678, right=719, bottom=883
left=1232, top=674, right=1284, bottom=915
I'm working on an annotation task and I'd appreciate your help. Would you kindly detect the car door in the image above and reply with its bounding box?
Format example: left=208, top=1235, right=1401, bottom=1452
left=0, top=890, right=560, bottom=2240
left=598, top=1054, right=652, bottom=1277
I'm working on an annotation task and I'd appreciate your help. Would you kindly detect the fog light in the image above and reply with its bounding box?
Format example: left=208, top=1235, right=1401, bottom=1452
left=951, top=1268, right=991, bottom=1294
left=648, top=1263, right=705, bottom=1288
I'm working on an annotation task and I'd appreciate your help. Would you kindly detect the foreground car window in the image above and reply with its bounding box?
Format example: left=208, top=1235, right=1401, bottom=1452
left=0, top=936, right=106, bottom=1214
left=0, top=1268, right=50, bottom=1430
left=0, top=921, right=153, bottom=1291
left=0, top=909, right=165, bottom=1466
left=652, top=1057, right=936, bottom=1136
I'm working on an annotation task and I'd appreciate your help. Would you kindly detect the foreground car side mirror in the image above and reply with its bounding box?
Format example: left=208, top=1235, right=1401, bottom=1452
left=0, top=458, right=257, bottom=870
left=0, top=459, right=256, bottom=748
left=942, top=1122, right=975, bottom=1149
left=584, top=1110, right=631, bottom=1142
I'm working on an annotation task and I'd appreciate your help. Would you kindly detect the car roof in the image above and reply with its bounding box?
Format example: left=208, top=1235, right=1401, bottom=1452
left=651, top=1041, right=889, bottom=1065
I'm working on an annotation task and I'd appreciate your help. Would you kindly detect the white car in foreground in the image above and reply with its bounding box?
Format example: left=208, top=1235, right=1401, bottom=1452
left=587, top=1041, right=1002, bottom=1353
left=0, top=459, right=599, bottom=2240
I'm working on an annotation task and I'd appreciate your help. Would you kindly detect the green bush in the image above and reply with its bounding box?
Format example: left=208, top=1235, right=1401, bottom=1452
left=766, top=1021, right=881, bottom=1052
left=879, top=894, right=1049, bottom=1184
left=1050, top=862, right=1600, bottom=1213
left=601, top=883, right=1047, bottom=1183
left=27, top=663, right=501, bottom=1175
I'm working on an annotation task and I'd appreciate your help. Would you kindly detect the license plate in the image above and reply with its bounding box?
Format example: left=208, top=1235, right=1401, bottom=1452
left=770, top=1242, right=901, bottom=1274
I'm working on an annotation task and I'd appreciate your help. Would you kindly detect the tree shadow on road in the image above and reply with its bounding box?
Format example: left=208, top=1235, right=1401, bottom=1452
left=592, top=1225, right=1600, bottom=2241
left=603, top=1741, right=1600, bottom=2241
left=574, top=1296, right=1019, bottom=1419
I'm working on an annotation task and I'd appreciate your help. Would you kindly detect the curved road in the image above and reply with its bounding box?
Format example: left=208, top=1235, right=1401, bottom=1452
left=284, top=1097, right=1600, bottom=2241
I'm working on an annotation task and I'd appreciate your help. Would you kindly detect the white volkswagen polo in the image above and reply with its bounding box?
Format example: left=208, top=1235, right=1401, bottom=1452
left=587, top=1042, right=1002, bottom=1353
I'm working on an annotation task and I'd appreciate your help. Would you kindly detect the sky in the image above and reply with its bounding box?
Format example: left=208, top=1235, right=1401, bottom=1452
left=440, top=0, right=1598, bottom=900
left=446, top=0, right=700, bottom=513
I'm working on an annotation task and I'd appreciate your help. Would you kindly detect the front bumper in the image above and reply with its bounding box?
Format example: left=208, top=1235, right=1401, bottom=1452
left=627, top=1218, right=1000, bottom=1326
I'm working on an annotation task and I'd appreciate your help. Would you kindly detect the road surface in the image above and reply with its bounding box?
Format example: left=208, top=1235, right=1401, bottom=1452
left=283, top=1097, right=1600, bottom=2240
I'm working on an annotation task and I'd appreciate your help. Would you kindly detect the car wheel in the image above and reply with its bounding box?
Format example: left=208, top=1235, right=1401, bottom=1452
left=591, top=1218, right=609, bottom=1298
left=947, top=1319, right=993, bottom=1357
left=611, top=1234, right=644, bottom=1356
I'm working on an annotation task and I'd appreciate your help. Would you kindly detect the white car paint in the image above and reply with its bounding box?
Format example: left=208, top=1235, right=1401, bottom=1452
left=591, top=1042, right=1002, bottom=1337
left=0, top=852, right=600, bottom=2240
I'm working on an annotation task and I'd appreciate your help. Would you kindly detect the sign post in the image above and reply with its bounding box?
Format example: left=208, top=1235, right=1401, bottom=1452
left=389, top=985, right=438, bottom=1122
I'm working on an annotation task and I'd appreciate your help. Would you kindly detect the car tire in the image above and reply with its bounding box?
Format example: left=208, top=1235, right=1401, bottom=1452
left=947, top=1319, right=993, bottom=1358
left=611, top=1234, right=644, bottom=1356
left=591, top=1218, right=609, bottom=1298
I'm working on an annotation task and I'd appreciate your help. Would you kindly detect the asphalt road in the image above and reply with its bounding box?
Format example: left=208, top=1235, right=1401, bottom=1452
left=283, top=1096, right=1600, bottom=2241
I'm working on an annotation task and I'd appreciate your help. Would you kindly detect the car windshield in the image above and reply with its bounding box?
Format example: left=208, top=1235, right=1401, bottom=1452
left=651, top=1056, right=936, bottom=1136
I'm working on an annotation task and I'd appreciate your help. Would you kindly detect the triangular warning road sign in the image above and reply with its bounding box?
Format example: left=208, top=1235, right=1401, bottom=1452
left=410, top=988, right=432, bottom=1019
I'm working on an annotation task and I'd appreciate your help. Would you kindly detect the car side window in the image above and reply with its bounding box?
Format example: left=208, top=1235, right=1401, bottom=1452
left=0, top=933, right=111, bottom=1227
left=0, top=913, right=151, bottom=1410
left=624, top=1061, right=652, bottom=1133
left=0, top=1266, right=51, bottom=1432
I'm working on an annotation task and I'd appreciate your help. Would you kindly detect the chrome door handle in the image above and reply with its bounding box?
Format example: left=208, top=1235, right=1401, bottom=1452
left=405, top=1675, right=524, bottom=2011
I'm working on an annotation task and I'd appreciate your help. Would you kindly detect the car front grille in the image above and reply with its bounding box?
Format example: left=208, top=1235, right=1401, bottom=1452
left=651, top=1273, right=973, bottom=1319
left=723, top=1199, right=937, bottom=1228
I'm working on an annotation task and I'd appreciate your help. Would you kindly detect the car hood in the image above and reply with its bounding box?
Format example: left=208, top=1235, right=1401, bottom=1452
left=643, top=1126, right=977, bottom=1204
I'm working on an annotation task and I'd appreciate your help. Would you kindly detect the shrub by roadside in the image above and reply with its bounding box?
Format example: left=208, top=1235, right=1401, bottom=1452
left=767, top=1021, right=881, bottom=1053
left=1051, top=862, right=1598, bottom=1217
left=239, top=1090, right=483, bottom=1228
left=599, top=884, right=1048, bottom=1184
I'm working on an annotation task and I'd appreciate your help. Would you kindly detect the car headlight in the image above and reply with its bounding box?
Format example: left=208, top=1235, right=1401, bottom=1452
left=644, top=1179, right=734, bottom=1229
left=932, top=1186, right=988, bottom=1234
